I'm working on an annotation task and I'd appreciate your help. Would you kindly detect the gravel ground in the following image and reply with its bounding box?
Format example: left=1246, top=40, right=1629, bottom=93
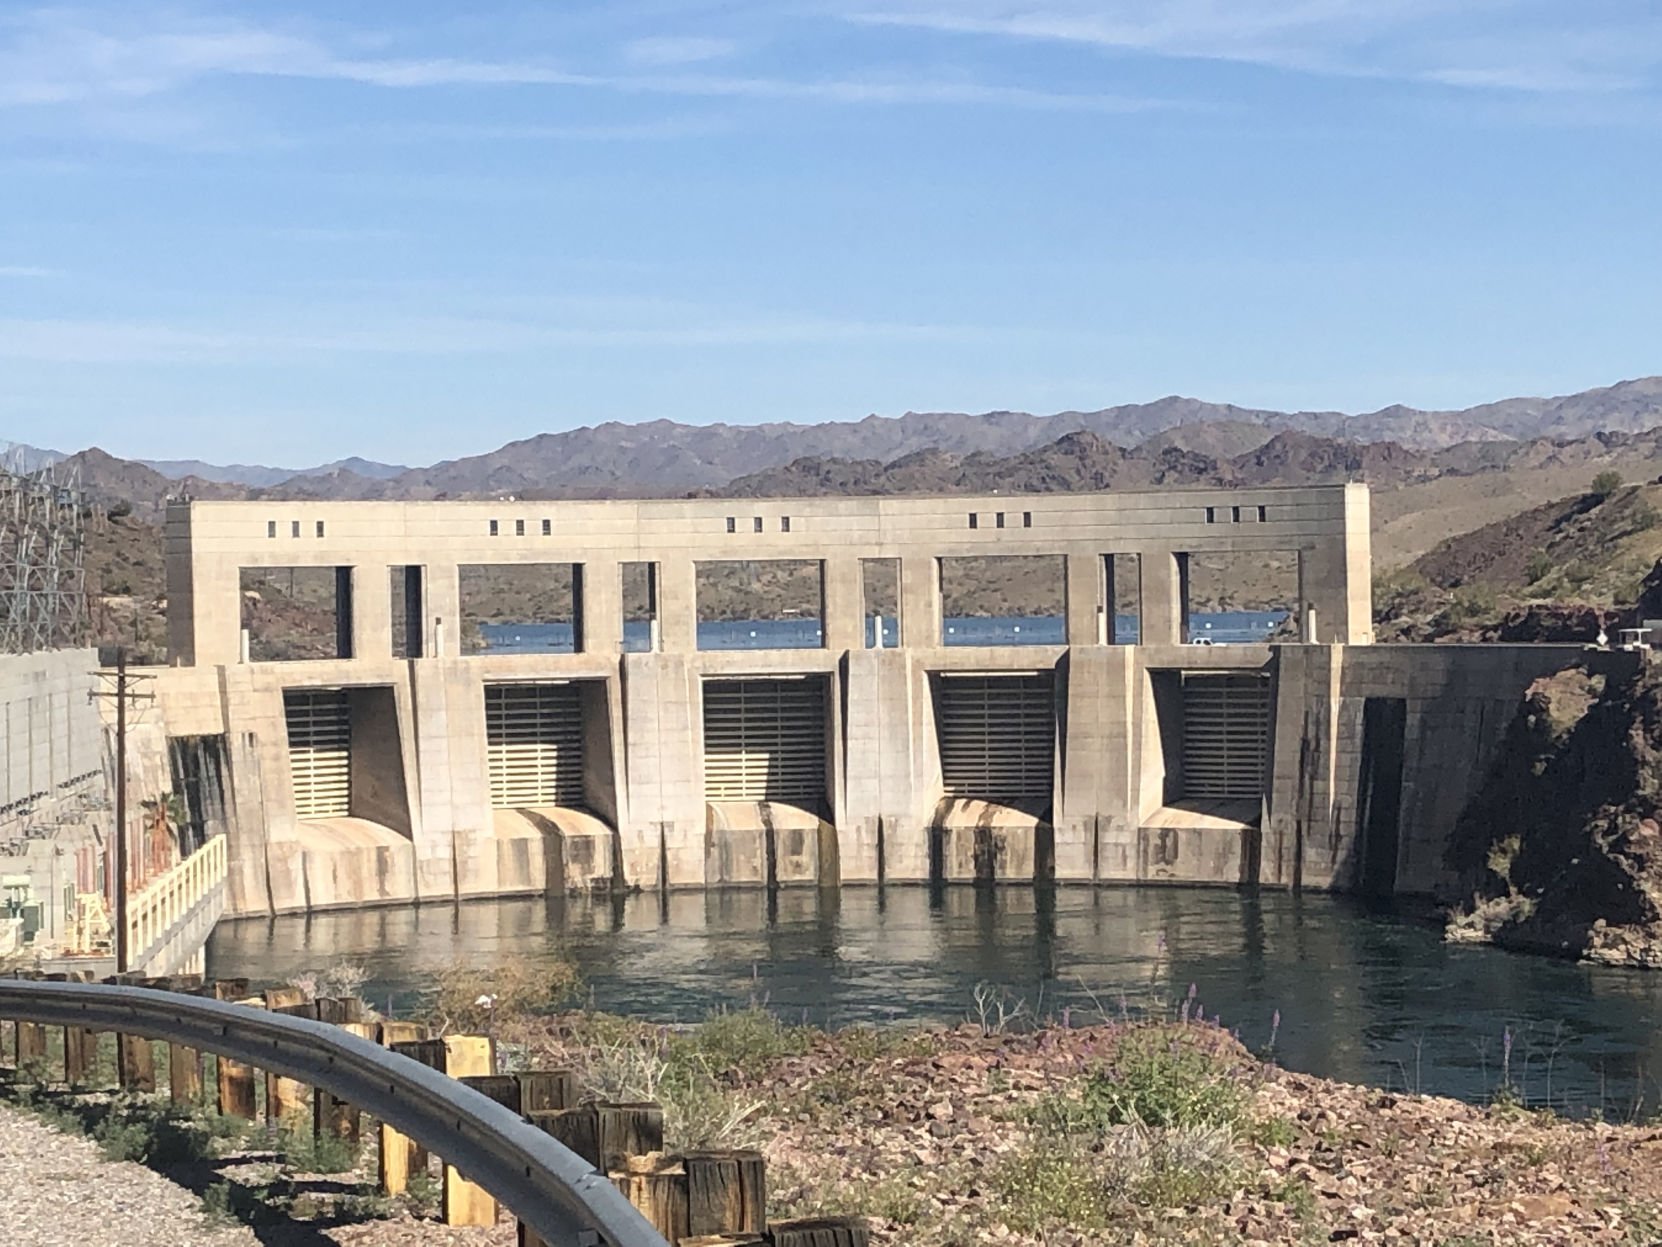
left=0, top=1103, right=259, bottom=1247
left=0, top=1103, right=522, bottom=1247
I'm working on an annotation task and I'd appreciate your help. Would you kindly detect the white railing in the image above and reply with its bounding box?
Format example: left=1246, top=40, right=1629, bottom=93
left=127, top=833, right=227, bottom=966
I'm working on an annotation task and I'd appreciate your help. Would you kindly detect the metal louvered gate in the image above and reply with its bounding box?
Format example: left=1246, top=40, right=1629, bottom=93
left=285, top=689, right=351, bottom=819
left=937, top=673, right=1054, bottom=800
left=1181, top=673, right=1271, bottom=799
left=485, top=683, right=585, bottom=808
left=702, top=678, right=826, bottom=802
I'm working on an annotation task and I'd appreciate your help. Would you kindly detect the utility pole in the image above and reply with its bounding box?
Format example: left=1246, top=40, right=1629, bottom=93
left=90, top=648, right=152, bottom=974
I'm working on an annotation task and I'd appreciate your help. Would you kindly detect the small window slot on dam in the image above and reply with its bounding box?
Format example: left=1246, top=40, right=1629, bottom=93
left=932, top=672, right=1056, bottom=883
left=701, top=676, right=833, bottom=887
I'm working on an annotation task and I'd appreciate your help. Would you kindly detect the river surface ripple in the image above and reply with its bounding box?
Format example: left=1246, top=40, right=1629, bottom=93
left=207, top=885, right=1662, bottom=1115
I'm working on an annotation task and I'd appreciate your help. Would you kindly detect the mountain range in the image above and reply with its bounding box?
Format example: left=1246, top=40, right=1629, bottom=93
left=15, top=375, right=1662, bottom=500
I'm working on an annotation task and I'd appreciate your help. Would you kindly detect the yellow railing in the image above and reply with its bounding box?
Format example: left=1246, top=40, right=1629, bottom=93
left=127, top=834, right=227, bottom=965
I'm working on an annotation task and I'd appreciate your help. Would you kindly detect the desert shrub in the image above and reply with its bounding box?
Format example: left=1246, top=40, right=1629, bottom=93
left=1525, top=550, right=1555, bottom=585
left=427, top=956, right=581, bottom=1034
left=673, top=1005, right=811, bottom=1074
left=1080, top=1028, right=1251, bottom=1131
left=1592, top=470, right=1624, bottom=499
left=1444, top=584, right=1500, bottom=624
left=278, top=1121, right=357, bottom=1175
left=993, top=1143, right=1115, bottom=1233
left=288, top=961, right=371, bottom=1007
left=1562, top=562, right=1596, bottom=588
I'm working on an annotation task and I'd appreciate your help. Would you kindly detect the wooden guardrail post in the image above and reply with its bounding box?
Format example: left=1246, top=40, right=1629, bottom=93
left=265, top=990, right=313, bottom=1123
left=378, top=1023, right=430, bottom=1196
left=765, top=1219, right=872, bottom=1245
left=207, top=979, right=257, bottom=1120
left=685, top=1151, right=767, bottom=1238
left=14, top=1018, right=46, bottom=1070
left=315, top=1021, right=374, bottom=1142
left=63, top=1026, right=99, bottom=1087
left=117, top=1032, right=156, bottom=1091
left=441, top=1035, right=496, bottom=1227
left=516, top=1068, right=576, bottom=1113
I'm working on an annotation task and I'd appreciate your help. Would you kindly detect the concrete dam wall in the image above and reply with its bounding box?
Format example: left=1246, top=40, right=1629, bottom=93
left=147, top=486, right=1583, bottom=917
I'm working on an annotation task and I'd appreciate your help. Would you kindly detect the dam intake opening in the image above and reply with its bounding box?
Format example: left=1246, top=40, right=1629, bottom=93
left=702, top=676, right=833, bottom=886
left=932, top=671, right=1056, bottom=882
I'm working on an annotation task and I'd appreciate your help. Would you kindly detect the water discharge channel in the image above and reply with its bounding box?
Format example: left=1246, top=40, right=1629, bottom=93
left=207, top=884, right=1662, bottom=1117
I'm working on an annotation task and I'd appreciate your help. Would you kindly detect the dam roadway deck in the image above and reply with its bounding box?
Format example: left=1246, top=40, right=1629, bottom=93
left=146, top=485, right=1587, bottom=916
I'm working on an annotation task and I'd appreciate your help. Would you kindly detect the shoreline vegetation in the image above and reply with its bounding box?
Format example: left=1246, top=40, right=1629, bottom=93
left=3, top=963, right=1662, bottom=1245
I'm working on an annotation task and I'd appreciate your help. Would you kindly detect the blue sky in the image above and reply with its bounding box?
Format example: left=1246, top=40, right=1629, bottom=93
left=1, top=1, right=1660, bottom=466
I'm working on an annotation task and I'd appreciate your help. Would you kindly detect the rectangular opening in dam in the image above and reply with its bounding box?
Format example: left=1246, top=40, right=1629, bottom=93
left=284, top=689, right=351, bottom=818
left=241, top=567, right=349, bottom=662
left=389, top=566, right=423, bottom=659
left=863, top=558, right=899, bottom=648
left=1185, top=551, right=1298, bottom=642
left=621, top=562, right=655, bottom=653
left=459, top=563, right=575, bottom=655
left=1108, top=553, right=1141, bottom=644
left=696, top=560, right=823, bottom=650
left=282, top=686, right=412, bottom=832
left=485, top=682, right=585, bottom=808
left=940, top=555, right=1064, bottom=646
left=935, top=672, right=1055, bottom=800
left=1178, top=672, right=1271, bottom=800
left=702, top=676, right=829, bottom=803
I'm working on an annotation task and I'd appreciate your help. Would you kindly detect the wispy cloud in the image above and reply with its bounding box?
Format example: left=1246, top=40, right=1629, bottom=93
left=0, top=265, right=58, bottom=278
left=841, top=0, right=1662, bottom=95
left=623, top=35, right=738, bottom=67
left=0, top=4, right=1183, bottom=121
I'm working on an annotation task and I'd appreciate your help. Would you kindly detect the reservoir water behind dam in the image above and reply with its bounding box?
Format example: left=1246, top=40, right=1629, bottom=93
left=208, top=885, right=1662, bottom=1117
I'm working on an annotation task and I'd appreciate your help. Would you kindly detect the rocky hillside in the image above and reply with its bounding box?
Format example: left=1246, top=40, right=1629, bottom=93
left=1413, top=481, right=1662, bottom=601
left=1445, top=656, right=1662, bottom=967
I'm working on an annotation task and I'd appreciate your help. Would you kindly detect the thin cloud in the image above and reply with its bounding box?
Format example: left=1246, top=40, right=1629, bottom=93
left=842, top=0, right=1662, bottom=96
left=0, top=6, right=1184, bottom=116
left=0, top=266, right=58, bottom=278
left=623, top=36, right=739, bottom=67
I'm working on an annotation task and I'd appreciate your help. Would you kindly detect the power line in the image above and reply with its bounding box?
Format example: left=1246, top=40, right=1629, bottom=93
left=89, top=648, right=153, bottom=974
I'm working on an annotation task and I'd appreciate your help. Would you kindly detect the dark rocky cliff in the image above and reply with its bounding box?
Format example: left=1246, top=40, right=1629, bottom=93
left=1444, top=657, right=1662, bottom=966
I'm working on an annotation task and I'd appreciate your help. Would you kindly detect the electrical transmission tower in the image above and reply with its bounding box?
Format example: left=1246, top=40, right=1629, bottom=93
left=0, top=456, right=90, bottom=654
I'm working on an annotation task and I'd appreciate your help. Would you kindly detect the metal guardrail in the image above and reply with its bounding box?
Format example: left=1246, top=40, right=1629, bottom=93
left=0, top=980, right=669, bottom=1247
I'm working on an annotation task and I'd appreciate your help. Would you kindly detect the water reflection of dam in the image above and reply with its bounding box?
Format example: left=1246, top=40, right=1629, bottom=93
left=149, top=485, right=1587, bottom=917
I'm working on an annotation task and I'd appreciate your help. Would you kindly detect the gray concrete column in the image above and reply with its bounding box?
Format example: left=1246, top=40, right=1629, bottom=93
left=577, top=558, right=622, bottom=655
left=656, top=556, right=698, bottom=654
left=1141, top=552, right=1187, bottom=644
left=1059, top=647, right=1136, bottom=881
left=900, top=556, right=941, bottom=648
left=1064, top=552, right=1103, bottom=648
left=839, top=649, right=928, bottom=881
left=619, top=653, right=704, bottom=886
left=350, top=564, right=391, bottom=662
left=425, top=562, right=460, bottom=659
left=822, top=555, right=864, bottom=653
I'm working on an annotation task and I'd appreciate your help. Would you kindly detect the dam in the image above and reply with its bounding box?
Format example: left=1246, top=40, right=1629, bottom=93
left=152, top=484, right=1581, bottom=918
